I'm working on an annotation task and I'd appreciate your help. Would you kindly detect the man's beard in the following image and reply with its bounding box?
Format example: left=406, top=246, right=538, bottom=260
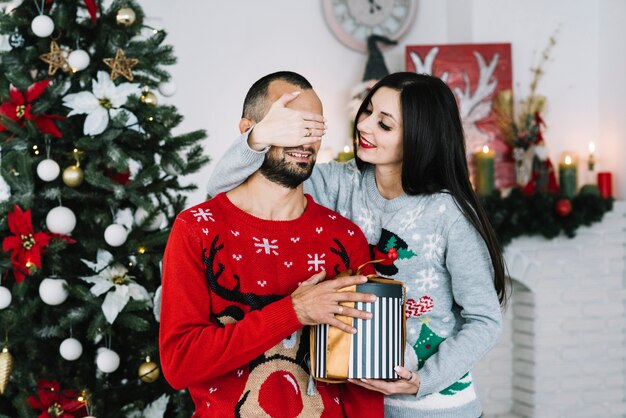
left=259, top=147, right=316, bottom=189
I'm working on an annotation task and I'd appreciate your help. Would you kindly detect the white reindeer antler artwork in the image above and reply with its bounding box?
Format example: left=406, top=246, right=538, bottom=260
left=409, top=48, right=500, bottom=154
left=409, top=47, right=449, bottom=82
left=454, top=51, right=499, bottom=153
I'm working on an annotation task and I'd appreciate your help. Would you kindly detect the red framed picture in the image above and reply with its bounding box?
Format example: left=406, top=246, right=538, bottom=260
left=406, top=43, right=514, bottom=189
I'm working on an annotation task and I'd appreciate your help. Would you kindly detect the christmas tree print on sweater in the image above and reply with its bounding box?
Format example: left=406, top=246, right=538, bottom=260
left=414, top=318, right=472, bottom=396
left=370, top=228, right=416, bottom=276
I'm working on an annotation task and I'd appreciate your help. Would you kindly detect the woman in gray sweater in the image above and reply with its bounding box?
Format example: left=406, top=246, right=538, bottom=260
left=207, top=72, right=508, bottom=418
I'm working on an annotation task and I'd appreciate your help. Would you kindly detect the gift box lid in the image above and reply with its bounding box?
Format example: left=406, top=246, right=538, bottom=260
left=356, top=282, right=404, bottom=299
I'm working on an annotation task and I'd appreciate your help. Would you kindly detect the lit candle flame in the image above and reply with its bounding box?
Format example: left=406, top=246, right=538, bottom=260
left=588, top=142, right=595, bottom=154
left=482, top=145, right=489, bottom=154
left=564, top=155, right=572, bottom=165
left=343, top=145, right=350, bottom=153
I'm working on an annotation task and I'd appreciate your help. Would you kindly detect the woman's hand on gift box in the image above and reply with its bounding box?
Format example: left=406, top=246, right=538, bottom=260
left=348, top=366, right=420, bottom=395
left=290, top=271, right=377, bottom=334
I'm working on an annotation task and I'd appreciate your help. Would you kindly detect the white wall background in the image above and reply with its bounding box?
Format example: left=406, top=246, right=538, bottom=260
left=142, top=0, right=626, bottom=207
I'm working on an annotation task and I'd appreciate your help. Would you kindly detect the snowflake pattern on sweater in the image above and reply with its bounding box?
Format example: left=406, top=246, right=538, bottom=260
left=159, top=193, right=382, bottom=418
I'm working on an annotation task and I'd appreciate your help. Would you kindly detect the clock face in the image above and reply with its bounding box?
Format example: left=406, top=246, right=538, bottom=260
left=322, top=0, right=417, bottom=52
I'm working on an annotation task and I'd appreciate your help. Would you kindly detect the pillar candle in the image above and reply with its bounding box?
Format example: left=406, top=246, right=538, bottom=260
left=474, top=145, right=495, bottom=196
left=587, top=142, right=596, bottom=172
left=336, top=145, right=354, bottom=162
left=597, top=171, right=613, bottom=198
left=558, top=155, right=577, bottom=198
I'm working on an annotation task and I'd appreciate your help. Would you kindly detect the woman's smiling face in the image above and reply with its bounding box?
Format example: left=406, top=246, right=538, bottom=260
left=355, top=87, right=403, bottom=170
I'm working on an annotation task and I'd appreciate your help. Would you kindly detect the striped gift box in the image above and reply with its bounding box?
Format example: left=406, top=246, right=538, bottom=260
left=311, top=279, right=406, bottom=381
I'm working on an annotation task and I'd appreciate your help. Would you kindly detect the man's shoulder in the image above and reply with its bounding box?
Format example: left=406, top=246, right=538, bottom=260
left=306, top=196, right=361, bottom=230
left=175, top=193, right=225, bottom=225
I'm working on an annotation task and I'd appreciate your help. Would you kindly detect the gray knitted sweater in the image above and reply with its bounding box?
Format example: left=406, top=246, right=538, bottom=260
left=206, top=134, right=502, bottom=418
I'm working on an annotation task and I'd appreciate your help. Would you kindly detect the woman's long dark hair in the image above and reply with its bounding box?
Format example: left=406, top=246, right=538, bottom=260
left=353, top=72, right=509, bottom=307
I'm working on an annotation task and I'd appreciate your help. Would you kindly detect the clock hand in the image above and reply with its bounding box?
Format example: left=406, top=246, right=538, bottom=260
left=368, top=0, right=382, bottom=14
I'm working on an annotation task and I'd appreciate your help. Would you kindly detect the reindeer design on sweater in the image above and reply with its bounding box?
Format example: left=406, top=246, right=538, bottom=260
left=204, top=235, right=352, bottom=418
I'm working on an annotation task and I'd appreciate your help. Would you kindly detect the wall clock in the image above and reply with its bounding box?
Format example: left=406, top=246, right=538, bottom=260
left=322, top=0, right=418, bottom=52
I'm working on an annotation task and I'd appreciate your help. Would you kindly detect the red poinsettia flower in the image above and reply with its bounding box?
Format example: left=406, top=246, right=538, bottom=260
left=0, top=79, right=63, bottom=138
left=27, top=379, right=86, bottom=418
left=2, top=205, right=53, bottom=283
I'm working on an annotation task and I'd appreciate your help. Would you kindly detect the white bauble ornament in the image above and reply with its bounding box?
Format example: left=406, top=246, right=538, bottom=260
left=31, top=15, right=54, bottom=37
left=96, top=348, right=120, bottom=373
left=104, top=224, right=128, bottom=247
left=67, top=49, right=90, bottom=71
left=0, top=174, right=10, bottom=202
left=134, top=208, right=165, bottom=231
left=59, top=337, right=83, bottom=361
left=46, top=206, right=76, bottom=235
left=37, top=159, right=60, bottom=182
left=39, top=277, right=68, bottom=305
left=158, top=81, right=176, bottom=97
left=0, top=286, right=11, bottom=309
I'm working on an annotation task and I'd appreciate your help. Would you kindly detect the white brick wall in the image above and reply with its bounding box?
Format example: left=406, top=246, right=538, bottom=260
left=474, top=201, right=626, bottom=417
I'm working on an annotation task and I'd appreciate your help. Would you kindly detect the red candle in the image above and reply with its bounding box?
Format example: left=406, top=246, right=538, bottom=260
left=597, top=172, right=613, bottom=198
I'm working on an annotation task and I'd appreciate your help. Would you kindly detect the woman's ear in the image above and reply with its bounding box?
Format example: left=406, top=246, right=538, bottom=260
left=239, top=118, right=254, bottom=134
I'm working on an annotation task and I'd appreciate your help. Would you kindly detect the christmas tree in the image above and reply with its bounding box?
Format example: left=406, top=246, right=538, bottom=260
left=0, top=1, right=208, bottom=416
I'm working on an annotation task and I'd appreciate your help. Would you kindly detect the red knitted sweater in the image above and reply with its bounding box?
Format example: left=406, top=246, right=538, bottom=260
left=159, top=193, right=382, bottom=417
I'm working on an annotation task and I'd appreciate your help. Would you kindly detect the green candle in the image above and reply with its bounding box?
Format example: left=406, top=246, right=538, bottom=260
left=559, top=155, right=577, bottom=198
left=474, top=146, right=495, bottom=196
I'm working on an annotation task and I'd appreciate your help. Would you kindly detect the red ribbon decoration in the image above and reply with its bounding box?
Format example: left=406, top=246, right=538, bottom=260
left=45, top=0, right=97, bottom=23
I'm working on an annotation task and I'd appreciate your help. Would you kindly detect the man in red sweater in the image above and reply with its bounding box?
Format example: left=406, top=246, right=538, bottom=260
left=160, top=72, right=383, bottom=417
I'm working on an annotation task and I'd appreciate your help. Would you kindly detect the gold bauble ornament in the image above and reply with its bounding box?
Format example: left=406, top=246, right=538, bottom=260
left=116, top=7, right=136, bottom=27
left=0, top=346, right=14, bottom=395
left=62, top=165, right=84, bottom=187
left=138, top=356, right=160, bottom=383
left=140, top=91, right=158, bottom=107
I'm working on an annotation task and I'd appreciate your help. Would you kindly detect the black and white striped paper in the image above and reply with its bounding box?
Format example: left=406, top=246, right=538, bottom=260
left=313, top=283, right=404, bottom=380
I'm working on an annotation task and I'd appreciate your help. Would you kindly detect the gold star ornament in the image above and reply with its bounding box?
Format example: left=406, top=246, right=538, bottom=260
left=103, top=48, right=139, bottom=81
left=39, top=40, right=71, bottom=75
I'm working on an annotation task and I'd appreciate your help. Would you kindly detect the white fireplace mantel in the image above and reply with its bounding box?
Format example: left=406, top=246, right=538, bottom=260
left=475, top=201, right=626, bottom=417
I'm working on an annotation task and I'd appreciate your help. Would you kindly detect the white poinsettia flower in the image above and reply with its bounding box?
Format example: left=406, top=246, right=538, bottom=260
left=63, top=71, right=141, bottom=136
left=80, top=250, right=151, bottom=324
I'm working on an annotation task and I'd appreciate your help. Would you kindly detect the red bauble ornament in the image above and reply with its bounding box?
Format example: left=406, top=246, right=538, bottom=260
left=555, top=198, right=572, bottom=217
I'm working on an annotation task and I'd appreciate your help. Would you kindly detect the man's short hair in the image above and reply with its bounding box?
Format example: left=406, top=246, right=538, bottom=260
left=242, top=71, right=312, bottom=121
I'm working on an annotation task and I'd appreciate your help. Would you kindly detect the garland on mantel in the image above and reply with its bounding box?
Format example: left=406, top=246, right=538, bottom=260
left=481, top=188, right=614, bottom=247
